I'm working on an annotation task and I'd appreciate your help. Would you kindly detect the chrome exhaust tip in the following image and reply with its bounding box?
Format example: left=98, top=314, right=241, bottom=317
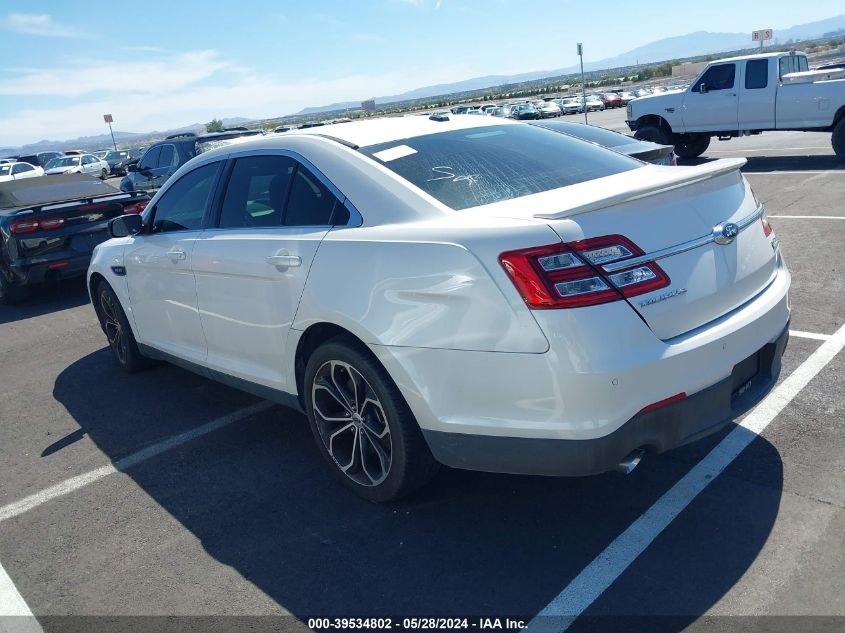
left=616, top=448, right=645, bottom=475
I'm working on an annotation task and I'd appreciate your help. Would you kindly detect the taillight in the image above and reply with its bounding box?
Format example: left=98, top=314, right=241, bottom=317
left=11, top=217, right=64, bottom=234
left=761, top=211, right=773, bottom=237
left=124, top=200, right=150, bottom=215
left=499, top=235, right=670, bottom=309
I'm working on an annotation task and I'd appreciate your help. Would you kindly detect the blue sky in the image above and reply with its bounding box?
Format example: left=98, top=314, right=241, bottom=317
left=0, top=0, right=841, bottom=146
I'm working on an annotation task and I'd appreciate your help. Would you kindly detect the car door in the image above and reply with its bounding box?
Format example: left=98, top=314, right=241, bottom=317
left=11, top=163, right=35, bottom=180
left=134, top=146, right=161, bottom=192
left=80, top=155, right=96, bottom=174
left=738, top=58, right=776, bottom=130
left=150, top=144, right=179, bottom=192
left=191, top=152, right=347, bottom=392
left=682, top=62, right=739, bottom=132
left=124, top=161, right=223, bottom=363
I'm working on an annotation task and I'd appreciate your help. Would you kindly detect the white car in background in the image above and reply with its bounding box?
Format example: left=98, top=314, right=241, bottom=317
left=88, top=116, right=790, bottom=502
left=0, top=162, right=44, bottom=182
left=44, top=154, right=110, bottom=179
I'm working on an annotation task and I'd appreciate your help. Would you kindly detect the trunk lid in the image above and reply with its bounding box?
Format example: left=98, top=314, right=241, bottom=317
left=483, top=160, right=778, bottom=340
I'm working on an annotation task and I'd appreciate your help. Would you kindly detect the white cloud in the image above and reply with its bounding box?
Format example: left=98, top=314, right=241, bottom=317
left=2, top=13, right=86, bottom=38
left=0, top=49, right=480, bottom=146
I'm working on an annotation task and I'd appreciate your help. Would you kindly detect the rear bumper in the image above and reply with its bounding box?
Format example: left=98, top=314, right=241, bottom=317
left=422, top=324, right=788, bottom=476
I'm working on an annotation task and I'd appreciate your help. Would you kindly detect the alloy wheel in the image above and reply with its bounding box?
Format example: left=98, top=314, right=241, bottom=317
left=100, top=291, right=127, bottom=365
left=311, top=360, right=392, bottom=487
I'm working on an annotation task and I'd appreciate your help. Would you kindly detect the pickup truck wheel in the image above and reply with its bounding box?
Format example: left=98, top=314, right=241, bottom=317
left=833, top=118, right=845, bottom=160
left=634, top=125, right=670, bottom=145
left=305, top=339, right=439, bottom=502
left=673, top=134, right=711, bottom=159
left=95, top=281, right=152, bottom=373
left=0, top=273, right=28, bottom=305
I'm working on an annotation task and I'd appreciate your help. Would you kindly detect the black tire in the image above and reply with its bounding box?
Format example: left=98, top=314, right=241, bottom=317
left=0, top=273, right=28, bottom=305
left=634, top=124, right=671, bottom=145
left=100, top=169, right=108, bottom=180
left=833, top=118, right=845, bottom=160
left=673, top=133, right=711, bottom=159
left=304, top=339, right=439, bottom=502
left=95, top=281, right=151, bottom=373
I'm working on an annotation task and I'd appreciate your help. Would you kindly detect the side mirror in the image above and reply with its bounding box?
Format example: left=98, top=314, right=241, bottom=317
left=699, top=83, right=708, bottom=94
left=109, top=214, right=143, bottom=238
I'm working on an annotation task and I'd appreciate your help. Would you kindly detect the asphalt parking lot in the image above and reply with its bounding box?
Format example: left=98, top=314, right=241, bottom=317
left=1, top=109, right=844, bottom=633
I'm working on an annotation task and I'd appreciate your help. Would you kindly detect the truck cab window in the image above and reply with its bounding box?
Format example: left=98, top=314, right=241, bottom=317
left=694, top=64, right=736, bottom=92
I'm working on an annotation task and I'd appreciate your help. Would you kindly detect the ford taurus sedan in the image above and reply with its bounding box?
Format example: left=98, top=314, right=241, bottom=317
left=88, top=115, right=790, bottom=501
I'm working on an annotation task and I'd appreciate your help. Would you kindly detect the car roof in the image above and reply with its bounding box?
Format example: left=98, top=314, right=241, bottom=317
left=712, top=51, right=804, bottom=63
left=200, top=115, right=519, bottom=158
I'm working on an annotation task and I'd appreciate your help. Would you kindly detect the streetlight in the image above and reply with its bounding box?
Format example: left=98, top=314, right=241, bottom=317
left=577, top=43, right=587, bottom=124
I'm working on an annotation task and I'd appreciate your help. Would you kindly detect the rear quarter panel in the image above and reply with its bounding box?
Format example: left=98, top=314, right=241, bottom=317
left=293, top=219, right=556, bottom=353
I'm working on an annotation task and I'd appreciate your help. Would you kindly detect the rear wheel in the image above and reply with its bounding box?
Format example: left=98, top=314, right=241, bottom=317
left=673, top=133, right=711, bottom=159
left=304, top=339, right=439, bottom=502
left=634, top=124, right=670, bottom=145
left=0, top=273, right=28, bottom=305
left=100, top=168, right=108, bottom=179
left=832, top=118, right=845, bottom=160
left=96, top=281, right=151, bottom=373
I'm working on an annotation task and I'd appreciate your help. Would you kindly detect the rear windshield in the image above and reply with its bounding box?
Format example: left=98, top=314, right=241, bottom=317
left=360, top=124, right=641, bottom=210
left=534, top=122, right=635, bottom=148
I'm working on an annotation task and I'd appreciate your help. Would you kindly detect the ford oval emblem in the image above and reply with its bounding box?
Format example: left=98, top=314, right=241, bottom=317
left=714, top=222, right=740, bottom=245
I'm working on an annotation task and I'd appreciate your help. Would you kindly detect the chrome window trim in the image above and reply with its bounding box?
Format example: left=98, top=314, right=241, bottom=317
left=601, top=205, right=764, bottom=274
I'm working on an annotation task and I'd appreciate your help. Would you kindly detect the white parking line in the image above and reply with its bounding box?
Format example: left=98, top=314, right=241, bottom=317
left=0, top=401, right=273, bottom=524
left=789, top=330, right=832, bottom=341
left=528, top=321, right=845, bottom=633
left=0, top=560, right=43, bottom=631
left=745, top=171, right=845, bottom=175
left=709, top=147, right=831, bottom=153
left=769, top=215, right=845, bottom=220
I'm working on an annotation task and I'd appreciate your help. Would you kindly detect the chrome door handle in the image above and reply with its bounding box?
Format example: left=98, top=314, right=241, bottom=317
left=266, top=254, right=302, bottom=268
left=166, top=249, right=186, bottom=261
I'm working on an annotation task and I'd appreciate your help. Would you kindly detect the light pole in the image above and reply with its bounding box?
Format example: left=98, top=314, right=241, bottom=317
left=577, top=43, right=587, bottom=124
left=103, top=114, right=117, bottom=151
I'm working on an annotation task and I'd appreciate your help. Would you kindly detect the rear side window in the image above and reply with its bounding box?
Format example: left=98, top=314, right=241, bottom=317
left=745, top=59, right=769, bottom=89
left=158, top=145, right=176, bottom=168
left=218, top=155, right=296, bottom=228
left=284, top=165, right=339, bottom=226
left=694, top=63, right=736, bottom=92
left=150, top=162, right=221, bottom=233
left=360, top=124, right=641, bottom=211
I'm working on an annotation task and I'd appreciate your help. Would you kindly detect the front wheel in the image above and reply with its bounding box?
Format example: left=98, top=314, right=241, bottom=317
left=100, top=169, right=108, bottom=179
left=304, top=339, right=439, bottom=502
left=832, top=118, right=845, bottom=160
left=673, top=133, right=711, bottom=159
left=634, top=124, right=671, bottom=145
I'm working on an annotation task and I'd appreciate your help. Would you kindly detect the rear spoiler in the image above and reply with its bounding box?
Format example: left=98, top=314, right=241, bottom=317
left=10, top=192, right=148, bottom=216
left=533, top=158, right=747, bottom=220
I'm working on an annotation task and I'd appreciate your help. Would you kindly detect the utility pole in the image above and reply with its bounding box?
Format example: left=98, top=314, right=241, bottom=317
left=578, top=43, right=587, bottom=124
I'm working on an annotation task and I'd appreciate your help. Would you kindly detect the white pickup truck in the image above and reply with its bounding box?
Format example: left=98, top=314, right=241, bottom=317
left=626, top=51, right=845, bottom=159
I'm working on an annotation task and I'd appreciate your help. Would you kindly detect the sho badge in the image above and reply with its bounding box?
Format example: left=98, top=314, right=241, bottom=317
left=639, top=287, right=688, bottom=307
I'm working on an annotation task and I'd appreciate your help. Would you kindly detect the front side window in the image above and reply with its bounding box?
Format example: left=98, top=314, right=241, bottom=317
left=218, top=155, right=296, bottom=228
left=745, top=59, right=769, bottom=89
left=138, top=146, right=161, bottom=170
left=360, top=124, right=641, bottom=211
left=694, top=64, right=736, bottom=92
left=150, top=162, right=221, bottom=233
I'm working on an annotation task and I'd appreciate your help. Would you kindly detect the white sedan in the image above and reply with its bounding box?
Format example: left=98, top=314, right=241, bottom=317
left=88, top=116, right=790, bottom=501
left=44, top=154, right=110, bottom=178
left=0, top=161, right=44, bottom=182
